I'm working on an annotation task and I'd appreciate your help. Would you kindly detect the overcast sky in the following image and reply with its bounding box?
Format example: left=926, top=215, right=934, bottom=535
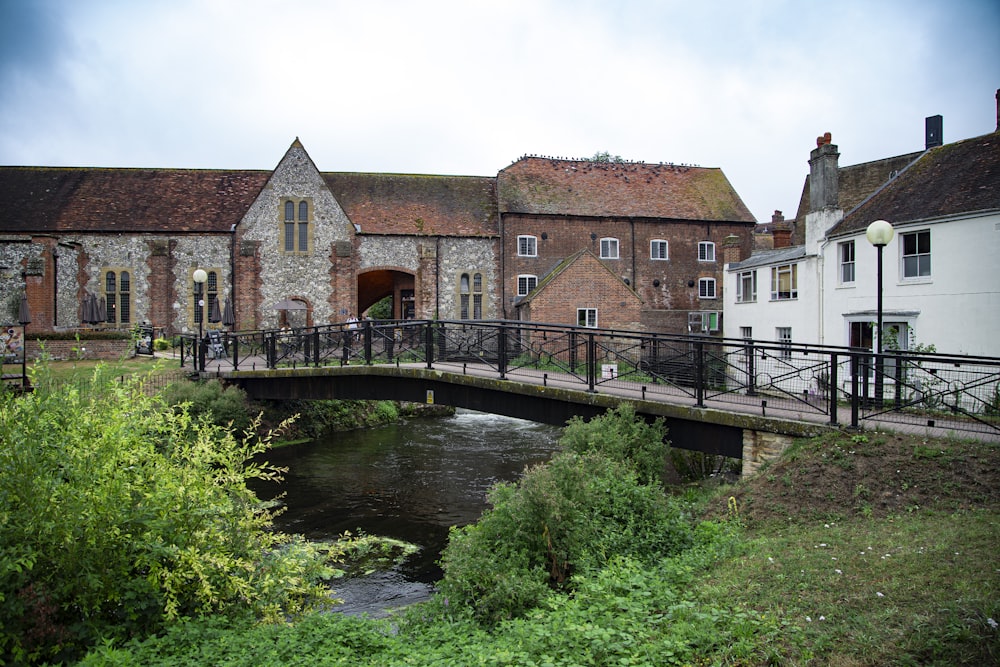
left=1, top=0, right=997, bottom=223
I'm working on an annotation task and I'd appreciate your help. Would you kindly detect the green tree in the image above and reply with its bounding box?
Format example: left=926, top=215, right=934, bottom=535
left=0, top=364, right=334, bottom=664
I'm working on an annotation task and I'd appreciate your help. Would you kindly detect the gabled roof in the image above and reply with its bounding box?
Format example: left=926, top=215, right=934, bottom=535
left=498, top=156, right=756, bottom=223
left=322, top=172, right=498, bottom=236
left=0, top=167, right=270, bottom=233
left=830, top=131, right=1000, bottom=237
left=517, top=248, right=642, bottom=306
left=793, top=150, right=923, bottom=224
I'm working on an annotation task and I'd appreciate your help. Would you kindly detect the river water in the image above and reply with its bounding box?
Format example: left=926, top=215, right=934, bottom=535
left=251, top=409, right=563, bottom=616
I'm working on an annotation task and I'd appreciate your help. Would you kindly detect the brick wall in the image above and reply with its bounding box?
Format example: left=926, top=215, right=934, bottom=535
left=25, top=337, right=132, bottom=361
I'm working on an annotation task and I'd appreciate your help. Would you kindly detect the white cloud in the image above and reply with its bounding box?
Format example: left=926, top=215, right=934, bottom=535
left=1, top=0, right=997, bottom=222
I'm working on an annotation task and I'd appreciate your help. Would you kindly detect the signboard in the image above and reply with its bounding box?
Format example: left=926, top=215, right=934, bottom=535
left=2, top=325, right=24, bottom=362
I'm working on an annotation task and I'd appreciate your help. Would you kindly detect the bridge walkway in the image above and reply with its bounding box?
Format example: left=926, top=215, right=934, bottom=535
left=192, top=353, right=999, bottom=444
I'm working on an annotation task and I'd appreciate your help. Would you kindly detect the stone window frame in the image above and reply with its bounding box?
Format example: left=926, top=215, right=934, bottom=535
left=459, top=270, right=485, bottom=320
left=191, top=267, right=222, bottom=330
left=280, top=197, right=314, bottom=255
left=101, top=267, right=133, bottom=327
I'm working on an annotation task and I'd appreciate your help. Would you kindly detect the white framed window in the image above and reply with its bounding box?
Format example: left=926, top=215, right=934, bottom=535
left=698, top=241, right=716, bottom=262
left=901, top=229, right=931, bottom=279
left=600, top=237, right=619, bottom=259
left=770, top=263, right=798, bottom=300
left=517, top=274, right=537, bottom=296
left=736, top=270, right=756, bottom=303
left=517, top=235, right=537, bottom=257
left=839, top=240, right=855, bottom=284
left=740, top=326, right=752, bottom=340
left=698, top=278, right=716, bottom=299
left=650, top=239, right=668, bottom=260
left=776, top=326, right=792, bottom=358
left=577, top=308, right=597, bottom=328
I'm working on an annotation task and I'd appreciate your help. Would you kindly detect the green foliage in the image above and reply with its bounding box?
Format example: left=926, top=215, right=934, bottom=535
left=260, top=399, right=401, bottom=439
left=0, top=363, right=335, bottom=664
left=590, top=150, right=626, bottom=163
left=153, top=337, right=171, bottom=351
left=161, top=378, right=252, bottom=434
left=437, top=405, right=692, bottom=625
left=366, top=296, right=392, bottom=320
left=559, top=402, right=669, bottom=484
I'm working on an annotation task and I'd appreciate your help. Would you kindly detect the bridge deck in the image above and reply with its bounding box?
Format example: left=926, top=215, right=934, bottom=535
left=193, top=353, right=999, bottom=444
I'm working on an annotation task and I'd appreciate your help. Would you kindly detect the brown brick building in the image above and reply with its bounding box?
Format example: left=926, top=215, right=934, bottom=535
left=0, top=142, right=755, bottom=339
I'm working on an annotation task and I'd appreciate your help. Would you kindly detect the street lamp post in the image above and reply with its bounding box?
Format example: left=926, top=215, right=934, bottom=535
left=193, top=269, right=208, bottom=372
left=865, top=219, right=894, bottom=407
left=18, top=292, right=31, bottom=391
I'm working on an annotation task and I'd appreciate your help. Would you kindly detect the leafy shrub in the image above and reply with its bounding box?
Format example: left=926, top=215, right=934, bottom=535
left=437, top=404, right=693, bottom=625
left=153, top=337, right=171, bottom=351
left=559, top=402, right=669, bottom=483
left=0, top=364, right=334, bottom=664
left=161, top=378, right=251, bottom=434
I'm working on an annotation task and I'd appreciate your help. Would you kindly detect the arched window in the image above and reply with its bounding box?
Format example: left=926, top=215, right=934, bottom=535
left=459, top=271, right=485, bottom=320
left=193, top=269, right=219, bottom=327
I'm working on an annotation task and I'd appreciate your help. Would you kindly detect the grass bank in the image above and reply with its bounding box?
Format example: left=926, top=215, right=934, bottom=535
left=80, top=428, right=998, bottom=666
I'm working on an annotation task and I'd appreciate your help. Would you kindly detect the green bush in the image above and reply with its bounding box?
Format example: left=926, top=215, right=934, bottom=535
left=559, top=402, right=669, bottom=484
left=437, top=404, right=692, bottom=625
left=0, top=364, right=334, bottom=664
left=153, top=337, right=171, bottom=351
left=161, top=378, right=251, bottom=434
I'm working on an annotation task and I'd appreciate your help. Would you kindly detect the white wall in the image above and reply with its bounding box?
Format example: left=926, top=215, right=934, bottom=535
left=822, top=211, right=1000, bottom=357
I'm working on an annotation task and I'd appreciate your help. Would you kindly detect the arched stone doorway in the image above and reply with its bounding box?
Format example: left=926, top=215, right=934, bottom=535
left=357, top=269, right=416, bottom=320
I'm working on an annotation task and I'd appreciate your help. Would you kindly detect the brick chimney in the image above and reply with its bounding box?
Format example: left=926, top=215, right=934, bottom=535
left=722, top=234, right=742, bottom=265
left=808, top=132, right=839, bottom=212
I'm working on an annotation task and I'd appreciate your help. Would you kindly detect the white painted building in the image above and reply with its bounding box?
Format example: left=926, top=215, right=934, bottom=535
left=725, top=101, right=1000, bottom=360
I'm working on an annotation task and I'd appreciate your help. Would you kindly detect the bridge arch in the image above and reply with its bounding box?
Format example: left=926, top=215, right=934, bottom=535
left=357, top=267, right=416, bottom=319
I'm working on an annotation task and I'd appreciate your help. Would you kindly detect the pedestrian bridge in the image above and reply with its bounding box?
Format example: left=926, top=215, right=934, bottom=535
left=189, top=320, right=1000, bottom=474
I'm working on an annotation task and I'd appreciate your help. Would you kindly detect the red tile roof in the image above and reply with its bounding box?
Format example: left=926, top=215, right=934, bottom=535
left=323, top=172, right=498, bottom=236
left=498, top=156, right=756, bottom=223
left=0, top=167, right=270, bottom=233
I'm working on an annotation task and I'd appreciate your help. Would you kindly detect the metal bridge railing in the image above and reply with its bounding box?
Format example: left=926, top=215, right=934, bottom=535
left=181, top=319, right=1000, bottom=438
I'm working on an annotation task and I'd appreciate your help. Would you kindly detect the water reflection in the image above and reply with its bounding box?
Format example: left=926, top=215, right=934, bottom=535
left=250, top=409, right=562, bottom=615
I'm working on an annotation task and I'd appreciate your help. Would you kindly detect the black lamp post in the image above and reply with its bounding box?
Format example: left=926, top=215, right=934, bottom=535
left=865, top=219, right=894, bottom=406
left=193, top=269, right=207, bottom=371
left=18, top=292, right=31, bottom=390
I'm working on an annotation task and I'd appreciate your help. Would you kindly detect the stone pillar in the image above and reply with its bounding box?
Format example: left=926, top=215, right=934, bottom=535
left=741, top=429, right=794, bottom=478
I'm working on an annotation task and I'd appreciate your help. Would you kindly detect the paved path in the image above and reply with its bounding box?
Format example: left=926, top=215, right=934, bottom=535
left=181, top=352, right=999, bottom=444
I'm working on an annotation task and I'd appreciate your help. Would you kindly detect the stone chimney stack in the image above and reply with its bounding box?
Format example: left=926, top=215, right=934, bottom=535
left=808, top=132, right=839, bottom=213
left=925, top=115, right=943, bottom=149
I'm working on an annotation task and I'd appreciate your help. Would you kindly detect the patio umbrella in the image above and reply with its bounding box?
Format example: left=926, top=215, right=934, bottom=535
left=18, top=293, right=31, bottom=325
left=97, top=296, right=107, bottom=323
left=222, top=298, right=235, bottom=327
left=209, top=297, right=222, bottom=323
left=81, top=293, right=96, bottom=324
left=271, top=299, right=308, bottom=310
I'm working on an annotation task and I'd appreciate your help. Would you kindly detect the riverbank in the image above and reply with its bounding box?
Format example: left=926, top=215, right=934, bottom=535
left=80, top=428, right=998, bottom=665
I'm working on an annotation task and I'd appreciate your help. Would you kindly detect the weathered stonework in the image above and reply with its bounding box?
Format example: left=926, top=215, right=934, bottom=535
left=741, top=429, right=795, bottom=478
